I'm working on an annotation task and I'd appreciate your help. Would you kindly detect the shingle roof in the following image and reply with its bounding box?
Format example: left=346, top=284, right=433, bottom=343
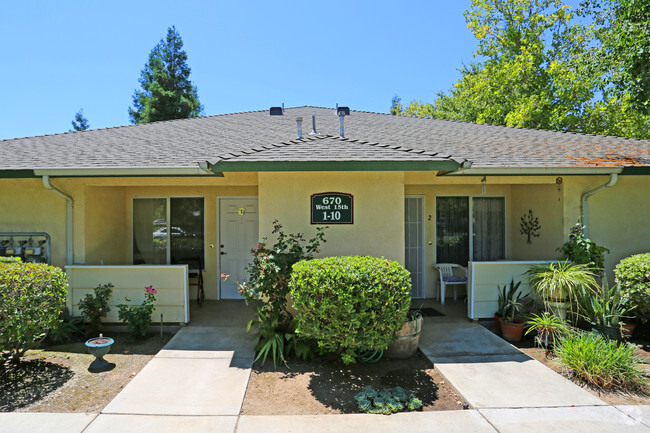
left=1, top=106, right=649, bottom=171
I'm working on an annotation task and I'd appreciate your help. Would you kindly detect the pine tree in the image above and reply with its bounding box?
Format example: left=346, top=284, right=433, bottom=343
left=71, top=109, right=89, bottom=131
left=129, top=26, right=203, bottom=124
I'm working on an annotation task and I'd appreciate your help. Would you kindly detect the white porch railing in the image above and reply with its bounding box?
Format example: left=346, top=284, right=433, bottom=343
left=65, top=265, right=189, bottom=324
left=467, top=261, right=552, bottom=319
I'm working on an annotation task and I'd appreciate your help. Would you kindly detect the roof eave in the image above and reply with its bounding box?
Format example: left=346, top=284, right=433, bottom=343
left=209, top=159, right=462, bottom=173
left=442, top=167, right=626, bottom=176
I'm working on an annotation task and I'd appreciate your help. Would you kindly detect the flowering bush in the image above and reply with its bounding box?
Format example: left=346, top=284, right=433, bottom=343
left=225, top=220, right=326, bottom=367
left=558, top=223, right=609, bottom=272
left=0, top=262, right=68, bottom=361
left=78, top=282, right=113, bottom=336
left=117, top=285, right=157, bottom=339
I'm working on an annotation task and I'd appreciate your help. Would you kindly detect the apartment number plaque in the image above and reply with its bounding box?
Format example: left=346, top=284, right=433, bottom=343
left=310, top=192, right=353, bottom=224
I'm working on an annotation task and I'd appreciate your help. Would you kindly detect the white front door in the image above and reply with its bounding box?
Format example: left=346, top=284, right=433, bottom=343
left=219, top=198, right=259, bottom=299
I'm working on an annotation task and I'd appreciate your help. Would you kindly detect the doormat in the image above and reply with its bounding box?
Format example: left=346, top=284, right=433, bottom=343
left=411, top=307, right=445, bottom=317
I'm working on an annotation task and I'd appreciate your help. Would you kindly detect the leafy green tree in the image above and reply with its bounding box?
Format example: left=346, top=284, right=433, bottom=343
left=129, top=26, right=203, bottom=124
left=71, top=109, right=89, bottom=131
left=588, top=0, right=650, bottom=114
left=394, top=0, right=650, bottom=139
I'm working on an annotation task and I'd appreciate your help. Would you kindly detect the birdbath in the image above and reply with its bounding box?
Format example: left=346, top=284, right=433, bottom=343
left=85, top=335, right=114, bottom=372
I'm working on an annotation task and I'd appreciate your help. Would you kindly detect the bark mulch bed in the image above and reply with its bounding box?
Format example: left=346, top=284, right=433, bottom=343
left=242, top=351, right=467, bottom=415
left=0, top=332, right=173, bottom=413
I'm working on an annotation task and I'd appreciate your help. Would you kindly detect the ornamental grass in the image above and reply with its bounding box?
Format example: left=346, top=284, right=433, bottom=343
left=555, top=331, right=647, bottom=390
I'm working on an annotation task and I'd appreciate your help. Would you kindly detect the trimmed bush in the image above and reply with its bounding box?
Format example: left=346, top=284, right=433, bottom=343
left=290, top=256, right=411, bottom=364
left=0, top=262, right=68, bottom=361
left=0, top=257, right=22, bottom=264
left=615, top=253, right=650, bottom=316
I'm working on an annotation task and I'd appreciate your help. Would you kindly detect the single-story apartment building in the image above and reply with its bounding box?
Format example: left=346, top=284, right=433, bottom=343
left=1, top=106, right=648, bottom=322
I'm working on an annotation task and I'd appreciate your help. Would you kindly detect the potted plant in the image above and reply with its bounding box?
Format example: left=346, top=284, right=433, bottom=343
left=525, top=261, right=596, bottom=321
left=495, top=280, right=524, bottom=333
left=579, top=278, right=629, bottom=341
left=385, top=309, right=423, bottom=359
left=525, top=312, right=570, bottom=349
left=500, top=298, right=526, bottom=342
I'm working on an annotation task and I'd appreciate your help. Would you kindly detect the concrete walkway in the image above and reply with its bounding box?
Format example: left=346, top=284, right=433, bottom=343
left=419, top=320, right=605, bottom=408
left=3, top=302, right=650, bottom=432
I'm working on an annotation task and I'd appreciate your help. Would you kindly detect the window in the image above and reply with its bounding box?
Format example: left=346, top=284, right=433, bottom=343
left=436, top=197, right=470, bottom=265
left=436, top=196, right=505, bottom=265
left=133, top=197, right=204, bottom=268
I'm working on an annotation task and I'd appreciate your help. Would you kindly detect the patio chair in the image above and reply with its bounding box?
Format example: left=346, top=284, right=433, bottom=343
left=434, top=263, right=468, bottom=305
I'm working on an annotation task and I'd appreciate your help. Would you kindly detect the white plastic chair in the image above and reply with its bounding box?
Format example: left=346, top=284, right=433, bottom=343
left=434, top=263, right=468, bottom=305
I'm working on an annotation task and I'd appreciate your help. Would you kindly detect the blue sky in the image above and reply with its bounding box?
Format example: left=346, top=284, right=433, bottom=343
left=1, top=0, right=480, bottom=140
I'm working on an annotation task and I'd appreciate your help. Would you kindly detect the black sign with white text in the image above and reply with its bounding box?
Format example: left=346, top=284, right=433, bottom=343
left=310, top=192, right=353, bottom=224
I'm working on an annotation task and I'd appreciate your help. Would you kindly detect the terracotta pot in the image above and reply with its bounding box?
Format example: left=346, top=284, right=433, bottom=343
left=621, top=322, right=636, bottom=338
left=535, top=326, right=554, bottom=348
left=385, top=316, right=423, bottom=359
left=500, top=320, right=525, bottom=342
left=494, top=313, right=503, bottom=333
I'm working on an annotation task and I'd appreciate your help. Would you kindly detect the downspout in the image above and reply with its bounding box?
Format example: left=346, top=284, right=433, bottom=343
left=580, top=173, right=619, bottom=237
left=42, top=176, right=74, bottom=265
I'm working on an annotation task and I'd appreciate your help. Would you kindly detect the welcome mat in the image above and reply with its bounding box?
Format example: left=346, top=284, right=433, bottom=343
left=410, top=307, right=445, bottom=317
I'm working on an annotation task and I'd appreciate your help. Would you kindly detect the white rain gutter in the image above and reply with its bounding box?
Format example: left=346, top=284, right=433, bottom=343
left=580, top=172, right=620, bottom=236
left=42, top=176, right=73, bottom=265
left=443, top=167, right=623, bottom=176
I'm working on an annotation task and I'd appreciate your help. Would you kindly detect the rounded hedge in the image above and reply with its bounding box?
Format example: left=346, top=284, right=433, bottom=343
left=0, top=262, right=68, bottom=361
left=290, top=256, right=412, bottom=364
left=615, top=253, right=650, bottom=316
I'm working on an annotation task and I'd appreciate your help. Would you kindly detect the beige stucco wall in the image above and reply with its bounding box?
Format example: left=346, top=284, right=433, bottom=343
left=509, top=183, right=564, bottom=261
left=2, top=172, right=648, bottom=304
left=258, top=172, right=405, bottom=263
left=563, top=175, right=650, bottom=281
left=0, top=178, right=85, bottom=265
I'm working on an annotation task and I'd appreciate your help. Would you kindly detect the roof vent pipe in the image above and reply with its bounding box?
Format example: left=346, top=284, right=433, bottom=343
left=338, top=111, right=345, bottom=138
left=296, top=117, right=303, bottom=139
left=309, top=116, right=318, bottom=135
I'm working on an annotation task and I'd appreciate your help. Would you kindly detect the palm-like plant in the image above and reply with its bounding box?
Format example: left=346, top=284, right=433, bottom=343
left=525, top=312, right=570, bottom=349
left=580, top=278, right=629, bottom=328
left=525, top=261, right=596, bottom=304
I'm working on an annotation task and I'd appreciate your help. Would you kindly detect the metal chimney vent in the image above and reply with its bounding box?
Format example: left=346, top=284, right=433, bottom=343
left=296, top=117, right=303, bottom=139
left=337, top=106, right=350, bottom=115
left=338, top=111, right=345, bottom=138
left=309, top=115, right=318, bottom=135
left=269, top=107, right=283, bottom=115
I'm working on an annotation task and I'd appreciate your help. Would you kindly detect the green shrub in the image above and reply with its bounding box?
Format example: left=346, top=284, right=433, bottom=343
left=0, top=262, right=68, bottom=361
left=0, top=257, right=22, bottom=264
left=556, top=331, right=646, bottom=390
left=78, top=282, right=113, bottom=336
left=117, top=285, right=156, bottom=339
left=354, top=386, right=422, bottom=415
left=615, top=253, right=650, bottom=317
left=558, top=222, right=609, bottom=273
left=47, top=307, right=84, bottom=344
left=231, top=220, right=326, bottom=368
left=290, top=256, right=411, bottom=364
